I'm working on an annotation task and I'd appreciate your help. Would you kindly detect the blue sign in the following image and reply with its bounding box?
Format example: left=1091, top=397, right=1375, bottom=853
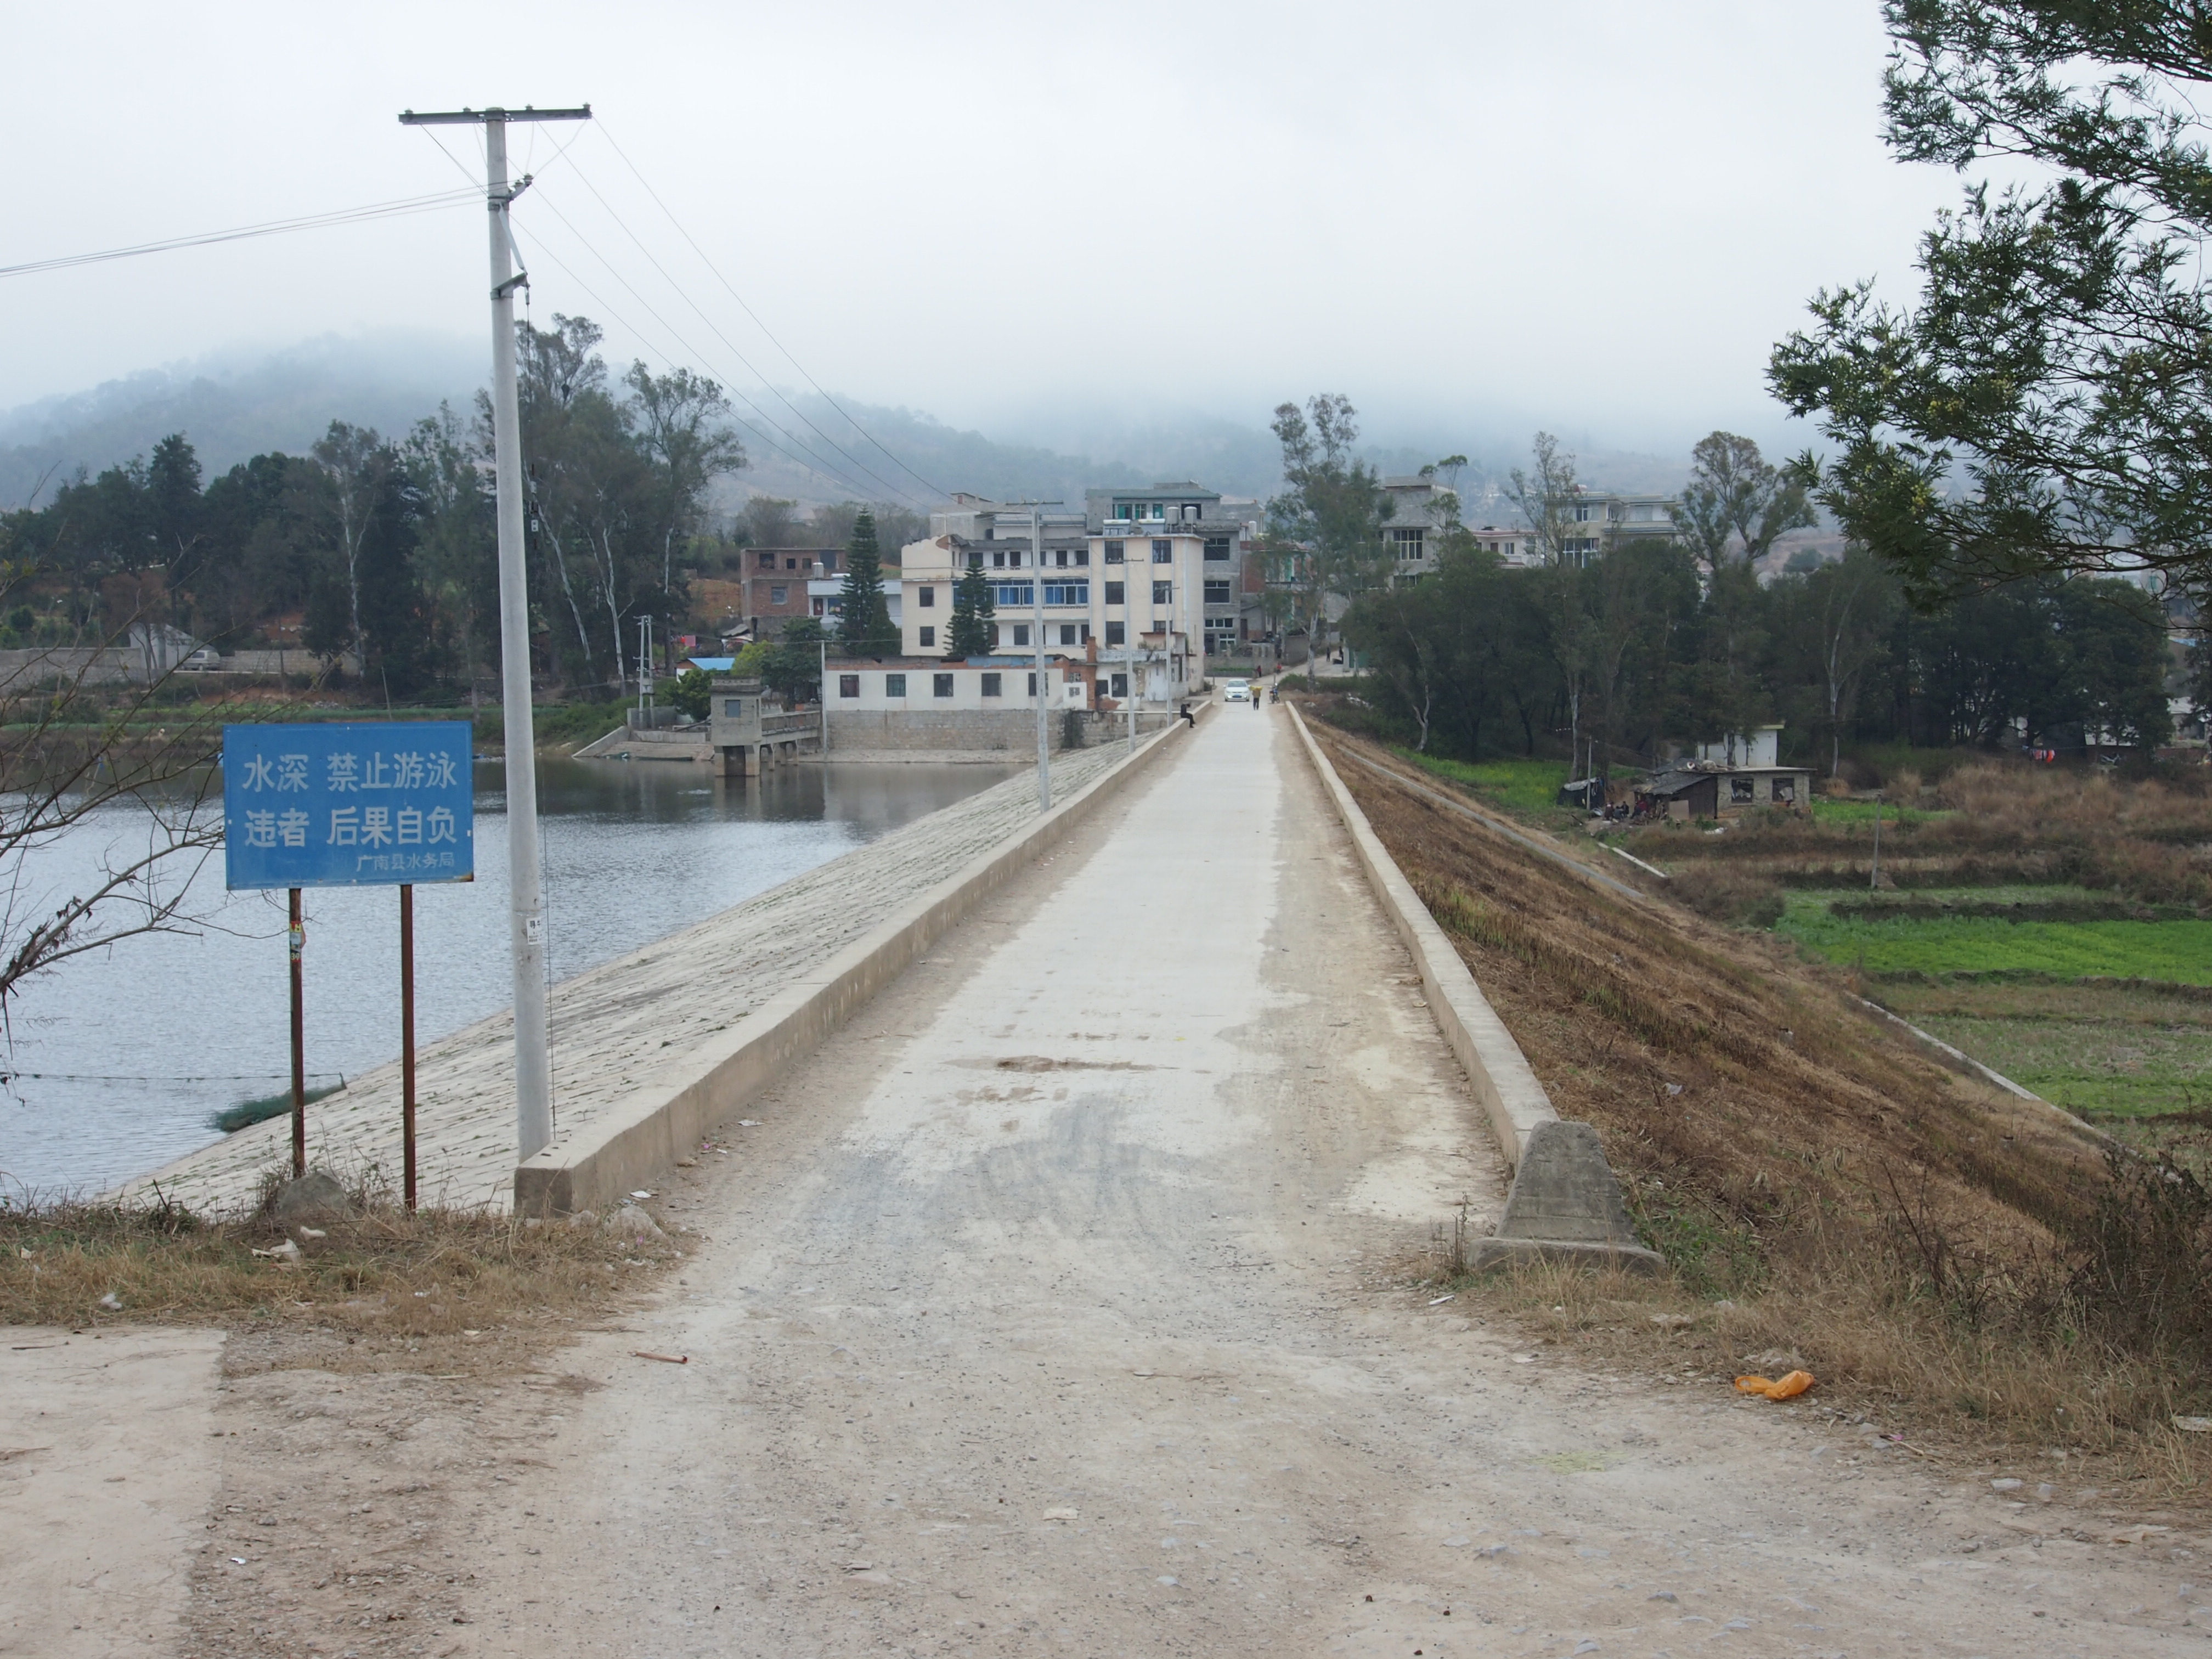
left=223, top=722, right=475, bottom=890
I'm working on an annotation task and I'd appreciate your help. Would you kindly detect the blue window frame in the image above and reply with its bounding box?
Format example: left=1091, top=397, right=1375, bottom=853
left=1042, top=581, right=1089, bottom=607
left=992, top=582, right=1034, bottom=607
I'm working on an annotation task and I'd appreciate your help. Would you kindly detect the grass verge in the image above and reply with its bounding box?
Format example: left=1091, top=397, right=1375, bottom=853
left=0, top=1182, right=680, bottom=1370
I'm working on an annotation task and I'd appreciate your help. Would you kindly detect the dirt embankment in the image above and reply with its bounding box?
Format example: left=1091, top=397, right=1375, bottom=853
left=1311, top=723, right=2212, bottom=1483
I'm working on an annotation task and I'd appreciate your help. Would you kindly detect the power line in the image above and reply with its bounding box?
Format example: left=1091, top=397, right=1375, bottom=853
left=594, top=120, right=950, bottom=503
left=511, top=199, right=917, bottom=508
left=556, top=146, right=936, bottom=509
left=507, top=220, right=889, bottom=501
left=0, top=188, right=481, bottom=280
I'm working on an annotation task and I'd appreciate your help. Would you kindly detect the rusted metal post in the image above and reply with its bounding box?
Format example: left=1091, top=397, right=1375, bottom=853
left=288, top=887, right=306, bottom=1179
left=400, top=883, right=417, bottom=1211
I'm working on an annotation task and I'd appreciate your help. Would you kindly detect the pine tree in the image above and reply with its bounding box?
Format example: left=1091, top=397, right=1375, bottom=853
left=945, top=556, right=996, bottom=659
left=836, top=509, right=895, bottom=656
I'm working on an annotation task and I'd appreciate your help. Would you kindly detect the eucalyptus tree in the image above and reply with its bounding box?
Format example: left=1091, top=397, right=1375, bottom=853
left=1267, top=393, right=1393, bottom=667
left=1671, top=432, right=1815, bottom=568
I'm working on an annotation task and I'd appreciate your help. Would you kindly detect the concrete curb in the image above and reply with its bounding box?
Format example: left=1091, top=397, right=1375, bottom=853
left=514, top=712, right=1201, bottom=1215
left=1285, top=708, right=1660, bottom=1274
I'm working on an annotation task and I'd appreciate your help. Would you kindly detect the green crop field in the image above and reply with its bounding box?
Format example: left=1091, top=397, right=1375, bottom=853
left=1878, top=980, right=2212, bottom=1124
left=1804, top=798, right=1955, bottom=828
left=1775, top=893, right=2212, bottom=984
left=1395, top=752, right=1569, bottom=817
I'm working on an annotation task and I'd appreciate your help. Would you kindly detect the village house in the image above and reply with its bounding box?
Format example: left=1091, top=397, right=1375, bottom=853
left=1633, top=725, right=1815, bottom=820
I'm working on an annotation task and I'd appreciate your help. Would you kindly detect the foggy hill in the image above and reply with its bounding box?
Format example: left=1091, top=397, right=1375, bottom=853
left=1, top=335, right=1691, bottom=522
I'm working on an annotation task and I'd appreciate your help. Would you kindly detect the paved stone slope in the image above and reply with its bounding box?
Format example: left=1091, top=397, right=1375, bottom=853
left=121, top=743, right=1137, bottom=1216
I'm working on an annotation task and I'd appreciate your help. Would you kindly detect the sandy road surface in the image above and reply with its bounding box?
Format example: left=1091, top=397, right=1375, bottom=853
left=184, top=706, right=2202, bottom=1657
left=0, top=1328, right=224, bottom=1656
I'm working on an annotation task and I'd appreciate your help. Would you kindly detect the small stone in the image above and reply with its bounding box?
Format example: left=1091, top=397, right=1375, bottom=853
left=606, top=1204, right=668, bottom=1243
left=1648, top=1591, right=1677, bottom=1602
left=1991, top=1477, right=2024, bottom=1492
left=98, top=1291, right=121, bottom=1311
left=272, top=1169, right=353, bottom=1224
left=565, top=1209, right=597, bottom=1228
left=2037, top=1482, right=2056, bottom=1503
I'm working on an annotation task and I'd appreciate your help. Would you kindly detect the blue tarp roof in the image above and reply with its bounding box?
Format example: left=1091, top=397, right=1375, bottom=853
left=685, top=657, right=737, bottom=672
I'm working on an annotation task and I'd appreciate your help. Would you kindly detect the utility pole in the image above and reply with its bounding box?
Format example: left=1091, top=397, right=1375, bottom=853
left=1031, top=506, right=1049, bottom=812
left=399, top=102, right=589, bottom=1164
left=997, top=500, right=1060, bottom=812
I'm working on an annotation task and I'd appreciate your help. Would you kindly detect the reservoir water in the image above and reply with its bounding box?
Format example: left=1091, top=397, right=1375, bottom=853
left=0, top=757, right=1017, bottom=1199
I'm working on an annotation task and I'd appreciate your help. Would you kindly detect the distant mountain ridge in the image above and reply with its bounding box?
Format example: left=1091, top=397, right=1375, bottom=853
left=1, top=335, right=1690, bottom=520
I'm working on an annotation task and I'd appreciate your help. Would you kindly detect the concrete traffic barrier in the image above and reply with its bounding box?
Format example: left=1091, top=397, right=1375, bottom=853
left=1286, top=706, right=1662, bottom=1276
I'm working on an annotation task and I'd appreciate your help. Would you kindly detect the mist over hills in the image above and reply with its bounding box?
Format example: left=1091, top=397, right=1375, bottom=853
left=1, top=334, right=1695, bottom=523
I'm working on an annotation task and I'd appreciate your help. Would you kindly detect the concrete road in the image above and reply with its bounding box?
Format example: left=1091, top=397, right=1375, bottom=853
left=433, top=706, right=2190, bottom=1656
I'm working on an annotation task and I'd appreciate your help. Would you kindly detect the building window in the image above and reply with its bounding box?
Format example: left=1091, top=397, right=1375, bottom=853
left=769, top=585, right=788, bottom=604
left=992, top=550, right=1007, bottom=568
left=1204, top=579, right=1232, bottom=603
left=917, top=626, right=935, bottom=648
left=786, top=557, right=799, bottom=570
left=885, top=673, right=907, bottom=697
left=918, top=585, right=935, bottom=607
left=1104, top=540, right=1125, bottom=563
left=1074, top=548, right=1090, bottom=566
left=1011, top=623, right=1030, bottom=646
left=1773, top=777, right=1796, bottom=803
left=1204, top=536, right=1230, bottom=561
left=981, top=672, right=1002, bottom=697
left=1391, top=528, right=1425, bottom=561
left=933, top=673, right=953, bottom=697
left=838, top=674, right=860, bottom=699
left=1153, top=581, right=1172, bottom=605
left=1054, top=549, right=1070, bottom=567
left=1104, top=580, right=1124, bottom=605
left=822, top=553, right=838, bottom=573
left=992, top=582, right=1034, bottom=607
left=1105, top=621, right=1125, bottom=646
left=758, top=551, right=776, bottom=569
left=1730, top=776, right=1755, bottom=803
left=1042, top=580, right=1088, bottom=607
left=1059, top=624, right=1077, bottom=645
left=723, top=698, right=743, bottom=717
left=1110, top=672, right=1127, bottom=697
left=1152, top=539, right=1172, bottom=562
left=1027, top=673, right=1038, bottom=696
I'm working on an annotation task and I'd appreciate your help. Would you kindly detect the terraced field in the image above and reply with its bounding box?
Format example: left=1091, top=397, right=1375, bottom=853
left=1613, top=761, right=2212, bottom=1160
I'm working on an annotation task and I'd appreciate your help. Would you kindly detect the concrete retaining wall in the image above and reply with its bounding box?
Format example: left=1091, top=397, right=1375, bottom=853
left=826, top=709, right=1098, bottom=752
left=1286, top=706, right=1658, bottom=1271
left=1285, top=706, right=1557, bottom=1171
left=514, top=709, right=1202, bottom=1215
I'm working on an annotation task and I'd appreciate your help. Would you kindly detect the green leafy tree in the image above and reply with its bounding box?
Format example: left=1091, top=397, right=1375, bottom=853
left=945, top=556, right=996, bottom=658
left=1267, top=394, right=1394, bottom=664
left=836, top=509, right=895, bottom=656
left=671, top=665, right=713, bottom=721
left=1770, top=2, right=2212, bottom=600
left=1671, top=432, right=1815, bottom=568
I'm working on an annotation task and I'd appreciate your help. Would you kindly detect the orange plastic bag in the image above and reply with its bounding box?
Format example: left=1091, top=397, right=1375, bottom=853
left=1734, top=1370, right=1815, bottom=1400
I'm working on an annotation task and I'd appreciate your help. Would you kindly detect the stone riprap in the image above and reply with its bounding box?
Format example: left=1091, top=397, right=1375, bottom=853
left=118, top=744, right=1138, bottom=1216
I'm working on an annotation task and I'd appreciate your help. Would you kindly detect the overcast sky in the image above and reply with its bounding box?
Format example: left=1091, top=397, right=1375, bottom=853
left=3, top=1, right=1963, bottom=465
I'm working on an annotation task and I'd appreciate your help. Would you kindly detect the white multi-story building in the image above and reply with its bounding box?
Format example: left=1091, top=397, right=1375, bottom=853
left=894, top=484, right=1259, bottom=701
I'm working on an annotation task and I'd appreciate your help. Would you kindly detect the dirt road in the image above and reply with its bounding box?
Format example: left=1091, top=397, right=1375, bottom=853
left=177, top=707, right=2202, bottom=1655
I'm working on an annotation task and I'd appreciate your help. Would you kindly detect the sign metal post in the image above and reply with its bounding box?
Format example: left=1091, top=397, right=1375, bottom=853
left=225, top=721, right=475, bottom=1200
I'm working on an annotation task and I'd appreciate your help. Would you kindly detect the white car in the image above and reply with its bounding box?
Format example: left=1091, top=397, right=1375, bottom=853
left=1222, top=680, right=1251, bottom=703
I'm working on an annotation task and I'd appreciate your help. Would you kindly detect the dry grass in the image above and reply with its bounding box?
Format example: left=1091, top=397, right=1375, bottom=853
left=1441, top=1258, right=2212, bottom=1496
left=1314, top=726, right=2212, bottom=1499
left=0, top=1182, right=681, bottom=1372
